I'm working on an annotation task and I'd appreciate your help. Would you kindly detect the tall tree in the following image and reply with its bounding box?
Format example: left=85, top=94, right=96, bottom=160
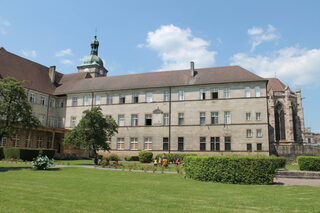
left=64, top=107, right=118, bottom=164
left=0, top=77, right=40, bottom=142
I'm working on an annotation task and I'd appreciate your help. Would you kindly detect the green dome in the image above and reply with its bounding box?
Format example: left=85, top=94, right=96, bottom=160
left=83, top=55, right=103, bottom=67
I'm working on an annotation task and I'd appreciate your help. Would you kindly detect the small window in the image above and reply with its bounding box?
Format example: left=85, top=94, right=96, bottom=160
left=246, top=113, right=252, bottom=121
left=130, top=138, right=138, bottom=150
left=83, top=95, right=89, bottom=106
left=29, top=93, right=36, bottom=103
left=224, top=136, right=231, bottom=151
left=40, top=96, right=46, bottom=106
left=1, top=137, right=7, bottom=147
left=163, top=137, right=169, bottom=151
left=145, top=114, right=152, bottom=126
left=200, top=137, right=206, bottom=151
left=178, top=137, right=184, bottom=151
left=132, top=93, right=139, bottom=103
left=255, top=86, right=261, bottom=97
left=246, top=129, right=253, bottom=138
left=95, top=95, right=101, bottom=105
left=178, top=113, right=184, bottom=125
left=145, top=92, right=153, bottom=103
left=107, top=95, right=113, bottom=104
left=178, top=90, right=184, bottom=101
left=72, top=97, right=78, bottom=107
left=257, top=143, right=262, bottom=151
left=210, top=137, right=220, bottom=151
left=256, top=129, right=263, bottom=137
left=14, top=135, right=20, bottom=147
left=211, top=88, right=218, bottom=99
left=200, top=112, right=206, bottom=125
left=49, top=99, right=55, bottom=108
left=163, top=113, right=169, bottom=126
left=200, top=89, right=206, bottom=100
left=70, top=116, right=77, bottom=128
left=164, top=91, right=170, bottom=102
left=256, top=112, right=261, bottom=121
left=247, top=143, right=252, bottom=152
left=131, top=114, right=138, bottom=126
left=119, top=95, right=126, bottom=104
left=118, top=115, right=125, bottom=126
left=224, top=88, right=230, bottom=98
left=224, top=111, right=231, bottom=124
left=59, top=100, right=65, bottom=108
left=117, top=138, right=125, bottom=150
left=211, top=112, right=219, bottom=124
left=36, top=136, right=43, bottom=148
left=144, top=137, right=152, bottom=150
left=245, top=87, right=251, bottom=98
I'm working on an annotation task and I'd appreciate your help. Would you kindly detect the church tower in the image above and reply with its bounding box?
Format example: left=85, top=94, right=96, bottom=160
left=77, top=36, right=108, bottom=77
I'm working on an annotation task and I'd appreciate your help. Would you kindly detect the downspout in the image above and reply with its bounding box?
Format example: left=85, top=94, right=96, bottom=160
left=265, top=81, right=271, bottom=155
left=46, top=95, right=50, bottom=126
left=168, top=87, right=172, bottom=153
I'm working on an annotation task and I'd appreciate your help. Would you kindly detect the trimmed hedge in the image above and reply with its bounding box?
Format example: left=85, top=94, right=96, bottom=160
left=184, top=155, right=286, bottom=184
left=0, top=147, right=4, bottom=160
left=2, top=148, right=55, bottom=161
left=138, top=150, right=153, bottom=163
left=298, top=156, right=320, bottom=171
left=155, top=153, right=197, bottom=163
left=125, top=156, right=139, bottom=161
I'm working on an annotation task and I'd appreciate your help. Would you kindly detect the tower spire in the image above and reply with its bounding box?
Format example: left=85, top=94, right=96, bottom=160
left=90, top=35, right=99, bottom=56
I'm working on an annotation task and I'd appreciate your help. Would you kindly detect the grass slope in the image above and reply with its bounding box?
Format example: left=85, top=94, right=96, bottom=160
left=0, top=163, right=319, bottom=213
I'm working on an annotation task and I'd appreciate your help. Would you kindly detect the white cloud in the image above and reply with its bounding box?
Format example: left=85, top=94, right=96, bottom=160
left=248, top=24, right=280, bottom=52
left=55, top=48, right=73, bottom=57
left=60, top=59, right=74, bottom=65
left=230, top=46, right=320, bottom=86
left=21, top=50, right=37, bottom=58
left=0, top=17, right=10, bottom=35
left=141, top=24, right=217, bottom=71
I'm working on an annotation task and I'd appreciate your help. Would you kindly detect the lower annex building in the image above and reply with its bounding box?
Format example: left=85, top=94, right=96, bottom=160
left=0, top=36, right=306, bottom=156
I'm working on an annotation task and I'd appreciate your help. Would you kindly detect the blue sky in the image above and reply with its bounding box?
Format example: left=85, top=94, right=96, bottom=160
left=0, top=0, right=319, bottom=132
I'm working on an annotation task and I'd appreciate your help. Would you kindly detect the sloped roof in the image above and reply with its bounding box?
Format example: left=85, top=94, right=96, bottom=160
left=0, top=47, right=57, bottom=94
left=266, top=78, right=287, bottom=92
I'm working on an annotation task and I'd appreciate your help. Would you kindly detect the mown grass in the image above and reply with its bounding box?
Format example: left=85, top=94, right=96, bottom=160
left=1, top=162, right=320, bottom=213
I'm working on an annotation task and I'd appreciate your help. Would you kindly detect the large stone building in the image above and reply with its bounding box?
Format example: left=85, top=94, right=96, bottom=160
left=0, top=36, right=306, bottom=156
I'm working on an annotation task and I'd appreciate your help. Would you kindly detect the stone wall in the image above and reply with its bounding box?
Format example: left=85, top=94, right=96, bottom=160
left=270, top=144, right=320, bottom=157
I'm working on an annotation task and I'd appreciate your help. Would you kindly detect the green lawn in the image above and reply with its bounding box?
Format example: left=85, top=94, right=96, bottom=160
left=1, top=162, right=320, bottom=213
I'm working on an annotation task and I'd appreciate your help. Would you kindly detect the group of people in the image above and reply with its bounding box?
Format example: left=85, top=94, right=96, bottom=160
left=153, top=157, right=181, bottom=168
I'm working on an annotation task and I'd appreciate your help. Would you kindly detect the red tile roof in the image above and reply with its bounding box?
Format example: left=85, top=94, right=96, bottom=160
left=266, top=78, right=287, bottom=92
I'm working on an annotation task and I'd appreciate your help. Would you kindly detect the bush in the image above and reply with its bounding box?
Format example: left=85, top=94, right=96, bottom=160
left=40, top=149, right=55, bottom=159
left=298, top=156, right=320, bottom=171
left=20, top=149, right=40, bottom=161
left=155, top=153, right=197, bottom=163
left=138, top=150, right=153, bottom=163
left=3, top=148, right=56, bottom=161
left=32, top=155, right=54, bottom=170
left=184, top=155, right=286, bottom=185
left=3, top=148, right=20, bottom=159
left=125, top=156, right=139, bottom=161
left=54, top=153, right=79, bottom=160
left=104, top=153, right=120, bottom=161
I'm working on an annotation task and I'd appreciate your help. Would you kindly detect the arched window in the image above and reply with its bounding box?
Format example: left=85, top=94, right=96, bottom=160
left=275, top=103, right=286, bottom=141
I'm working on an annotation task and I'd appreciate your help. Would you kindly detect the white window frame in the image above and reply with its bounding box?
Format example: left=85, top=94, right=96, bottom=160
left=146, top=92, right=153, bottom=103
left=178, top=90, right=184, bottom=101
left=117, top=138, right=125, bottom=150
left=246, top=129, right=253, bottom=138
left=200, top=112, right=206, bottom=125
left=144, top=137, right=152, bottom=150
left=83, top=95, right=89, bottom=106
left=224, top=88, right=230, bottom=98
left=224, top=111, right=231, bottom=124
left=246, top=112, right=252, bottom=121
left=255, top=86, right=261, bottom=97
left=107, top=94, right=113, bottom=104
left=30, top=93, right=36, bottom=103
left=118, top=115, right=125, bottom=126
left=95, top=95, right=101, bottom=105
left=256, top=129, right=263, bottom=137
left=14, top=134, right=20, bottom=147
left=178, top=113, right=184, bottom=125
left=1, top=137, right=7, bottom=147
left=72, top=97, right=78, bottom=106
left=164, top=91, right=170, bottom=102
left=163, top=113, right=169, bottom=126
left=199, top=89, right=206, bottom=100
left=131, top=114, right=138, bottom=126
left=256, top=112, right=261, bottom=121
left=40, top=96, right=46, bottom=106
left=130, top=138, right=138, bottom=150
left=211, top=112, right=219, bottom=124
left=245, top=87, right=251, bottom=98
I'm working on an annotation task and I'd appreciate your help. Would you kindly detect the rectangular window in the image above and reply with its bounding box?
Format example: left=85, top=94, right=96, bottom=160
left=211, top=112, right=219, bottom=124
left=211, top=88, right=218, bottom=99
left=29, top=93, right=36, bottom=103
left=200, top=112, right=206, bottom=125
left=36, top=136, right=43, bottom=148
left=49, top=99, right=55, bottom=108
left=246, top=113, right=252, bottom=121
left=72, top=97, right=78, bottom=106
left=107, top=95, right=113, bottom=104
left=255, top=86, right=261, bottom=97
left=246, top=129, right=253, bottom=138
left=59, top=100, right=65, bottom=108
left=256, top=112, right=261, bottom=121
left=224, top=136, right=231, bottom=151
left=200, top=137, right=206, bottom=151
left=131, top=114, right=138, bottom=126
left=40, top=114, right=46, bottom=125
left=130, top=138, right=138, bottom=150
left=144, top=137, right=152, bottom=150
left=164, top=91, right=170, bottom=102
left=178, top=137, right=184, bottom=151
left=83, top=95, right=89, bottom=106
left=256, top=129, right=263, bottom=137
left=132, top=93, right=139, bottom=103
left=13, top=135, right=20, bottom=147
left=70, top=116, right=76, bottom=128
left=145, top=92, right=153, bottom=103
left=118, top=115, right=125, bottom=126
left=117, top=138, right=125, bottom=150
left=178, top=113, right=184, bottom=125
left=224, top=88, right=230, bottom=98
left=200, top=89, right=206, bottom=100
left=95, top=95, right=101, bottom=105
left=210, top=137, right=220, bottom=151
left=145, top=114, right=152, bottom=126
left=163, top=137, right=169, bottom=151
left=119, top=94, right=126, bottom=104
left=40, top=96, right=46, bottom=106
left=247, top=143, right=252, bottom=152
left=257, top=143, right=262, bottom=151
left=178, top=90, right=184, bottom=101
left=245, top=87, right=251, bottom=97
left=163, top=113, right=169, bottom=126
left=1, top=137, right=7, bottom=147
left=224, top=111, right=231, bottom=124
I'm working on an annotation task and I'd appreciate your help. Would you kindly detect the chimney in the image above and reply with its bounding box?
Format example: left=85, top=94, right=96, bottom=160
left=190, top=61, right=196, bottom=77
left=49, top=66, right=56, bottom=83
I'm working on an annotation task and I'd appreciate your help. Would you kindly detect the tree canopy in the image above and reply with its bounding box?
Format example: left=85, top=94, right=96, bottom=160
left=0, top=77, right=40, bottom=141
left=64, top=107, right=118, bottom=164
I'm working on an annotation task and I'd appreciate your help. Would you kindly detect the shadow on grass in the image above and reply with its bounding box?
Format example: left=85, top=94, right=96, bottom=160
left=0, top=167, right=31, bottom=172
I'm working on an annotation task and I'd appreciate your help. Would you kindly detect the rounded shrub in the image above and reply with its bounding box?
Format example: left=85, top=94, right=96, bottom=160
left=298, top=156, right=320, bottom=171
left=138, top=150, right=153, bottom=163
left=125, top=156, right=139, bottom=161
left=32, top=155, right=54, bottom=170
left=184, top=155, right=286, bottom=185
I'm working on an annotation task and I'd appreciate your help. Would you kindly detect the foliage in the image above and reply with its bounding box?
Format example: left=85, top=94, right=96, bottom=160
left=138, top=150, right=153, bottom=163
left=54, top=153, right=79, bottom=160
left=155, top=153, right=197, bottom=163
left=184, top=155, right=286, bottom=184
left=106, top=153, right=120, bottom=161
left=0, top=147, right=3, bottom=160
left=32, top=155, right=54, bottom=170
left=298, top=156, right=320, bottom=171
left=3, top=148, right=20, bottom=159
left=2, top=148, right=55, bottom=161
left=0, top=77, right=40, bottom=141
left=64, top=107, right=118, bottom=164
left=125, top=156, right=139, bottom=161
